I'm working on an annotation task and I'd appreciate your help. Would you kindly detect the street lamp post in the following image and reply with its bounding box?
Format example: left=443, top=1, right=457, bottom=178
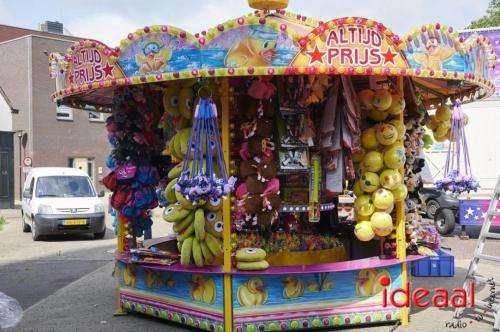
left=16, top=131, right=22, bottom=201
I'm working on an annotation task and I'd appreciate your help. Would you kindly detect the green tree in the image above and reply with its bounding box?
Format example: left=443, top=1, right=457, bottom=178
left=467, top=0, right=500, bottom=29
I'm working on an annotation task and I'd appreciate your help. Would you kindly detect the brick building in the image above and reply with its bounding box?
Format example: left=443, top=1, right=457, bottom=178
left=0, top=24, right=109, bottom=208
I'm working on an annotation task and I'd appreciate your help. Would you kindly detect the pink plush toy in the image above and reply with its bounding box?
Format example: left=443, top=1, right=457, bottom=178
left=263, top=178, right=280, bottom=194
left=248, top=76, right=277, bottom=100
left=235, top=183, right=248, bottom=200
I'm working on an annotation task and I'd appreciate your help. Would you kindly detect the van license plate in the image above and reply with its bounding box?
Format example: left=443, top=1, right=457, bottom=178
left=63, top=219, right=88, bottom=226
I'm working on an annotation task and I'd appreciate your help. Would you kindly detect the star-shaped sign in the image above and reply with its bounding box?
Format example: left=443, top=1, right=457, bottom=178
left=481, top=212, right=487, bottom=220
left=103, top=61, right=114, bottom=78
left=306, top=45, right=326, bottom=65
left=474, top=215, right=479, bottom=220
left=466, top=207, right=474, bottom=215
left=381, top=48, right=398, bottom=65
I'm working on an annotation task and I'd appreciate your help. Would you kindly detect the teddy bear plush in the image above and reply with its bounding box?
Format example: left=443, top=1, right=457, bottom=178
left=248, top=136, right=275, bottom=158
left=245, top=194, right=263, bottom=214
left=239, top=160, right=258, bottom=179
left=246, top=176, right=266, bottom=194
left=256, top=159, right=278, bottom=182
left=262, top=192, right=281, bottom=211
left=256, top=210, right=278, bottom=227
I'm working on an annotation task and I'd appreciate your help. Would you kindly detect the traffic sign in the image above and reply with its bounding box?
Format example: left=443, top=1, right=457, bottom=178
left=23, top=157, right=32, bottom=167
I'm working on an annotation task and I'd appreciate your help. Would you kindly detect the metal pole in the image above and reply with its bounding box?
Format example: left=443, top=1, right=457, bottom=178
left=18, top=132, right=22, bottom=201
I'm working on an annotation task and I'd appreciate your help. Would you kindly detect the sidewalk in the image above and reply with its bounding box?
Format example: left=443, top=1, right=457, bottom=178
left=8, top=258, right=499, bottom=332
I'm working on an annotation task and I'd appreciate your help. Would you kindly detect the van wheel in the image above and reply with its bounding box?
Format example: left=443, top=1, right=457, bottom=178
left=434, top=208, right=456, bottom=235
left=21, top=211, right=31, bottom=232
left=32, top=219, right=41, bottom=241
left=94, top=228, right=106, bottom=239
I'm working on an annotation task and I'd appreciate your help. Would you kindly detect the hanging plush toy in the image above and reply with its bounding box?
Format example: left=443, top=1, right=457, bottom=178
left=174, top=98, right=236, bottom=205
left=435, top=101, right=478, bottom=193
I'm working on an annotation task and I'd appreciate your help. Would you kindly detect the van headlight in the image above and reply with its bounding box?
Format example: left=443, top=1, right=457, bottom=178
left=38, top=204, right=53, bottom=214
left=94, top=203, right=104, bottom=213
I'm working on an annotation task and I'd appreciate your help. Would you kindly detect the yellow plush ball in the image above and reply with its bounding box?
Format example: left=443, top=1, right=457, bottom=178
left=433, top=122, right=449, bottom=138
left=379, top=169, right=402, bottom=190
left=361, top=128, right=379, bottom=150
left=362, top=151, right=383, bottom=172
left=355, top=195, right=375, bottom=217
left=391, top=183, right=408, bottom=201
left=359, top=172, right=380, bottom=193
left=368, top=109, right=389, bottom=121
left=353, top=180, right=365, bottom=197
left=372, top=90, right=393, bottom=111
left=388, top=120, right=406, bottom=140
left=375, top=124, right=398, bottom=145
left=376, top=204, right=394, bottom=214
left=435, top=105, right=451, bottom=121
left=356, top=214, right=371, bottom=222
left=352, top=148, right=366, bottom=163
left=383, top=145, right=406, bottom=169
left=358, top=89, right=375, bottom=111
left=355, top=221, right=375, bottom=241
left=426, top=115, right=440, bottom=130
left=370, top=212, right=393, bottom=237
left=387, top=94, right=405, bottom=115
left=372, top=188, right=395, bottom=210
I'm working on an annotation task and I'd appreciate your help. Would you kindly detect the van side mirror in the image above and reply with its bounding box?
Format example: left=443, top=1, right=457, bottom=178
left=22, top=189, right=31, bottom=199
left=98, top=190, right=105, bottom=197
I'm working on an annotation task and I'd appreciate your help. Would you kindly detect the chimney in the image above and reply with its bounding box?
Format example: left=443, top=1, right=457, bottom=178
left=39, top=21, right=64, bottom=34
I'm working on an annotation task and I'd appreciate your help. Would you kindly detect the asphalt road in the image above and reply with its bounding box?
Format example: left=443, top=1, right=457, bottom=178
left=0, top=198, right=171, bottom=311
left=1, top=203, right=499, bottom=331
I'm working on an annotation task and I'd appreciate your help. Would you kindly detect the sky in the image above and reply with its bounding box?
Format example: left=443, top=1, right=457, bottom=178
left=0, top=0, right=491, bottom=47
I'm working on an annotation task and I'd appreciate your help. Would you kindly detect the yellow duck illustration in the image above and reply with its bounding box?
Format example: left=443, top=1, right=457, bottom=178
left=413, top=32, right=454, bottom=71
left=122, top=265, right=137, bottom=288
left=225, top=25, right=278, bottom=67
left=135, top=37, right=172, bottom=73
left=237, top=277, right=268, bottom=306
left=145, top=270, right=163, bottom=288
left=165, top=276, right=176, bottom=287
left=306, top=280, right=319, bottom=292
left=355, top=269, right=377, bottom=296
left=372, top=269, right=392, bottom=295
left=283, top=277, right=304, bottom=299
left=321, top=277, right=333, bottom=291
left=191, top=274, right=217, bottom=305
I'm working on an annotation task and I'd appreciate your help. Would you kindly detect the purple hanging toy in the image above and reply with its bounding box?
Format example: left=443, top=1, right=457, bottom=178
left=174, top=97, right=236, bottom=205
left=435, top=101, right=479, bottom=193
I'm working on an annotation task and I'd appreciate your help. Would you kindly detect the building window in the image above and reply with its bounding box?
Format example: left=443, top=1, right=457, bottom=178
left=69, top=157, right=94, bottom=180
left=56, top=105, right=73, bottom=121
left=88, top=111, right=106, bottom=123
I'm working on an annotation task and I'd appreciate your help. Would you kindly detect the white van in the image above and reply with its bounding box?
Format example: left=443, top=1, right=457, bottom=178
left=21, top=167, right=106, bottom=241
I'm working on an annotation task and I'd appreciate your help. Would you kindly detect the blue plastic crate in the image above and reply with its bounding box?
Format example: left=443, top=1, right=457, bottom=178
left=411, top=249, right=455, bottom=277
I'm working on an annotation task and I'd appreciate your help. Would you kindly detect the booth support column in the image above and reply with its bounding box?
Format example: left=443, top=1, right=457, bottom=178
left=221, top=77, right=233, bottom=332
left=396, top=76, right=409, bottom=325
left=115, top=211, right=126, bottom=314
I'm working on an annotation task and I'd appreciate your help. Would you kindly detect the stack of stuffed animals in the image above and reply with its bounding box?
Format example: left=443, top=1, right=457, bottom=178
left=353, top=87, right=408, bottom=250
left=103, top=86, right=162, bottom=241
left=158, top=80, right=226, bottom=267
left=233, top=77, right=281, bottom=231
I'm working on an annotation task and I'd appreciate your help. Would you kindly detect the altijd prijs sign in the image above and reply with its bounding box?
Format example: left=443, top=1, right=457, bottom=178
left=292, top=24, right=408, bottom=68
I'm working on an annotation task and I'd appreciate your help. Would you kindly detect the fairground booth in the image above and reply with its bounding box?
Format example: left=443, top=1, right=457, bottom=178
left=49, top=0, right=495, bottom=331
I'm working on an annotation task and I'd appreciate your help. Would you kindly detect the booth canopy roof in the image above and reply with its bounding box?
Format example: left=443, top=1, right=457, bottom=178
left=49, top=10, right=496, bottom=111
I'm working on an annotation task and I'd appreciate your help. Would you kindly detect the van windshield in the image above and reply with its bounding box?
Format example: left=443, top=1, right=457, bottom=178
left=35, top=176, right=95, bottom=198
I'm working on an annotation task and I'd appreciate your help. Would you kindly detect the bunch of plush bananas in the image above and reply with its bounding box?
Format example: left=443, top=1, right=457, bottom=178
left=163, top=162, right=224, bottom=267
